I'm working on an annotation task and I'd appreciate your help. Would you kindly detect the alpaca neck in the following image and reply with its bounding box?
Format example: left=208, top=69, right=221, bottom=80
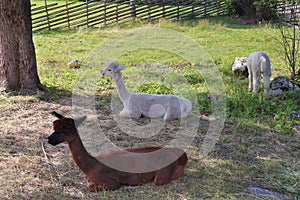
left=68, top=133, right=99, bottom=173
left=114, top=73, right=131, bottom=104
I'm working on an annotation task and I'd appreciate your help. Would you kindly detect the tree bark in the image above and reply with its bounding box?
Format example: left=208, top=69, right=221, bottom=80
left=0, top=0, right=40, bottom=92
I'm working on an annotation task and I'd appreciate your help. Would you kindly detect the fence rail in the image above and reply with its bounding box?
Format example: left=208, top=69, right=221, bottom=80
left=31, top=0, right=227, bottom=31
left=278, top=2, right=300, bottom=26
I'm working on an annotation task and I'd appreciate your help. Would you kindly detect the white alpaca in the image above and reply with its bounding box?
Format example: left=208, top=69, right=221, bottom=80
left=246, top=52, right=272, bottom=96
left=101, top=62, right=192, bottom=121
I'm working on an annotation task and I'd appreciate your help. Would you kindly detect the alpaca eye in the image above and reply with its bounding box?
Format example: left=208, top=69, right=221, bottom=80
left=108, top=69, right=111, bottom=71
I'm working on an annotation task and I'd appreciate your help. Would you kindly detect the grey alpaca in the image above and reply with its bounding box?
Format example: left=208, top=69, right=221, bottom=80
left=247, top=52, right=272, bottom=96
left=101, top=62, right=192, bottom=121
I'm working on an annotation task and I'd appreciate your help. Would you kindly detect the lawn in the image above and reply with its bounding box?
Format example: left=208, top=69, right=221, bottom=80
left=0, top=17, right=299, bottom=199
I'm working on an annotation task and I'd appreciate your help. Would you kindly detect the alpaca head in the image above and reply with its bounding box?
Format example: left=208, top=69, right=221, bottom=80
left=101, top=62, right=126, bottom=78
left=48, top=111, right=86, bottom=146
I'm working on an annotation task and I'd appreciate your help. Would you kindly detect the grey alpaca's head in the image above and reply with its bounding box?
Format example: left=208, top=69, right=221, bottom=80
left=101, top=62, right=126, bottom=78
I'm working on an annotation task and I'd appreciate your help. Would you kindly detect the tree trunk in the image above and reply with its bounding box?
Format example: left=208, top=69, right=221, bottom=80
left=0, top=0, right=40, bottom=92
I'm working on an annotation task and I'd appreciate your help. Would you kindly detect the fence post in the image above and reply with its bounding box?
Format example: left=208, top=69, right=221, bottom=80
left=177, top=0, right=180, bottom=21
left=44, top=0, right=51, bottom=30
left=130, top=0, right=136, bottom=19
left=104, top=0, right=107, bottom=26
left=162, top=0, right=165, bottom=18
left=86, top=0, right=89, bottom=27
left=192, top=0, right=195, bottom=16
left=116, top=0, right=119, bottom=24
left=65, top=0, right=71, bottom=29
left=217, top=0, right=221, bottom=16
left=148, top=0, right=151, bottom=21
left=204, top=0, right=207, bottom=16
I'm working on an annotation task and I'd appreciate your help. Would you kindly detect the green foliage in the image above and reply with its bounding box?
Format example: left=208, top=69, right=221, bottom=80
left=96, top=77, right=114, bottom=92
left=135, top=82, right=174, bottom=95
left=225, top=0, right=279, bottom=21
left=257, top=0, right=280, bottom=21
left=273, top=111, right=294, bottom=134
left=227, top=84, right=300, bottom=134
left=224, top=0, right=238, bottom=16
left=183, top=70, right=204, bottom=85
left=197, top=93, right=212, bottom=114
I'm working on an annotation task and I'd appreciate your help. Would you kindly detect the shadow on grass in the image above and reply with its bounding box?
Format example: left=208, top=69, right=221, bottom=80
left=208, top=122, right=300, bottom=199
left=0, top=84, right=72, bottom=104
left=38, top=84, right=73, bottom=102
left=173, top=16, right=266, bottom=29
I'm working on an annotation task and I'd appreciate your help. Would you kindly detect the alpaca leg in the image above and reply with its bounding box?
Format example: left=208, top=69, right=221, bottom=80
left=262, top=74, right=270, bottom=96
left=163, top=98, right=181, bottom=120
left=87, top=182, right=106, bottom=192
left=154, top=164, right=176, bottom=185
left=128, top=100, right=142, bottom=118
left=129, top=107, right=142, bottom=119
left=252, top=71, right=261, bottom=93
left=164, top=108, right=178, bottom=121
left=119, top=108, right=131, bottom=117
left=163, top=110, right=172, bottom=121
left=149, top=104, right=166, bottom=118
left=120, top=107, right=141, bottom=119
left=179, top=104, right=188, bottom=118
left=87, top=181, right=121, bottom=192
left=179, top=98, right=192, bottom=118
left=172, top=165, right=184, bottom=180
left=248, top=71, right=253, bottom=92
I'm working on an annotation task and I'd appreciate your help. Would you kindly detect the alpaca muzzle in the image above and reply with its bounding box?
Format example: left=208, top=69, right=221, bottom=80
left=47, top=131, right=65, bottom=146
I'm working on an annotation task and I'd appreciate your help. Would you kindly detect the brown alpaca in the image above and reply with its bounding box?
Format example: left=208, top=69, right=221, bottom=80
left=47, top=111, right=188, bottom=192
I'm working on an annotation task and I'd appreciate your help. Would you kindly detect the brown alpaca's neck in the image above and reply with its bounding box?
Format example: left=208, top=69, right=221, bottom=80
left=68, top=134, right=99, bottom=173
left=114, top=73, right=131, bottom=103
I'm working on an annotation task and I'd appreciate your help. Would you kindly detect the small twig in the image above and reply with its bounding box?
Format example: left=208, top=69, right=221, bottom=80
left=40, top=140, right=61, bottom=184
left=41, top=140, right=51, bottom=165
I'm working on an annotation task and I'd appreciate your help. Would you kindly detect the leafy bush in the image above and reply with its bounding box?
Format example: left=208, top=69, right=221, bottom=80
left=226, top=85, right=300, bottom=134
left=183, top=70, right=204, bottom=85
left=135, top=82, right=174, bottom=95
left=225, top=0, right=279, bottom=22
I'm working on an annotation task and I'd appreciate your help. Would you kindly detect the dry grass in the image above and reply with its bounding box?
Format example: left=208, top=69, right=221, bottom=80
left=0, top=96, right=299, bottom=199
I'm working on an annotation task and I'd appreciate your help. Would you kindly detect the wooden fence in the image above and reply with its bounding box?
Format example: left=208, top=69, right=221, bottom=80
left=278, top=2, right=300, bottom=26
left=31, top=0, right=227, bottom=31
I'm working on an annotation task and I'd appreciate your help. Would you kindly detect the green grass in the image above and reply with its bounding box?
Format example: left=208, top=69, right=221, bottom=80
left=33, top=17, right=299, bottom=133
left=1, top=17, right=299, bottom=199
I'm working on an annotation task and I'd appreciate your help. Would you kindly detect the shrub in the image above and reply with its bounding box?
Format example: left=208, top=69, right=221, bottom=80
left=225, top=0, right=279, bottom=22
left=135, top=82, right=174, bottom=95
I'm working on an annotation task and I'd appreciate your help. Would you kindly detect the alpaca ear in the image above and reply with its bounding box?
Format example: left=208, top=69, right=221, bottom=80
left=75, top=115, right=87, bottom=126
left=115, top=65, right=126, bottom=72
left=51, top=111, right=64, bottom=119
